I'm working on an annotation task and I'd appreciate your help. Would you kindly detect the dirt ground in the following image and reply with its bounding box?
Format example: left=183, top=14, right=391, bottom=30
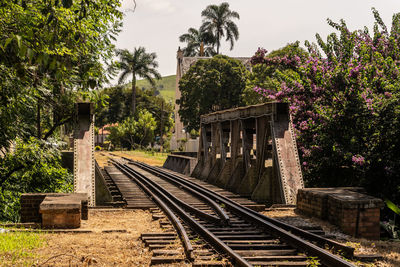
left=91, top=152, right=400, bottom=266
left=3, top=210, right=190, bottom=267
left=25, top=209, right=400, bottom=267
left=263, top=209, right=400, bottom=267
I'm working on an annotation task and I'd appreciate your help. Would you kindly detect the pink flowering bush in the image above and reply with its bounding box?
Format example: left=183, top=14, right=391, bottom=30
left=251, top=9, right=400, bottom=202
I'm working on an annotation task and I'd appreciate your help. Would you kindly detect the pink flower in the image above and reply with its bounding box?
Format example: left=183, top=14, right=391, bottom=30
left=384, top=92, right=392, bottom=98
left=352, top=155, right=365, bottom=166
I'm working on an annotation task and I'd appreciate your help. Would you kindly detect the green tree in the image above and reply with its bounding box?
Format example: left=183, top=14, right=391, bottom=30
left=0, top=0, right=122, bottom=149
left=116, top=48, right=161, bottom=116
left=179, top=27, right=216, bottom=56
left=200, top=2, right=240, bottom=54
left=178, top=55, right=248, bottom=131
left=243, top=42, right=309, bottom=105
left=107, top=109, right=157, bottom=149
left=250, top=9, right=400, bottom=203
left=135, top=110, right=157, bottom=147
left=95, top=85, right=174, bottom=147
left=0, top=138, right=72, bottom=221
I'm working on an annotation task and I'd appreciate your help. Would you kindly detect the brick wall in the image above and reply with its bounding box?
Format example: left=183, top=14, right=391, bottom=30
left=297, top=188, right=383, bottom=240
left=20, top=193, right=48, bottom=223
left=20, top=193, right=88, bottom=223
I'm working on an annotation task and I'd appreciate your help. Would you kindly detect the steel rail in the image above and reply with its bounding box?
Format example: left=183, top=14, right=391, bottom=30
left=121, top=157, right=230, bottom=225
left=113, top=161, right=251, bottom=267
left=130, top=160, right=355, bottom=267
left=111, top=159, right=220, bottom=223
left=109, top=161, right=194, bottom=260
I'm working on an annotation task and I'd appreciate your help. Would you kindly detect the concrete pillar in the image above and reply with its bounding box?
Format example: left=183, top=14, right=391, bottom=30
left=240, top=119, right=253, bottom=173
left=74, top=103, right=95, bottom=206
left=219, top=123, right=226, bottom=164
left=210, top=123, right=219, bottom=165
left=230, top=120, right=240, bottom=168
left=256, top=116, right=269, bottom=179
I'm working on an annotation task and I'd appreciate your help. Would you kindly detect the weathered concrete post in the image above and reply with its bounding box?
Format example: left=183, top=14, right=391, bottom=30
left=229, top=120, right=240, bottom=169
left=74, top=102, right=95, bottom=206
left=255, top=116, right=269, bottom=179
left=240, top=119, right=254, bottom=173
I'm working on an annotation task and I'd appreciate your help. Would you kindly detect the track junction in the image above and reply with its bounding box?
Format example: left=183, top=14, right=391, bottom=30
left=100, top=154, right=356, bottom=267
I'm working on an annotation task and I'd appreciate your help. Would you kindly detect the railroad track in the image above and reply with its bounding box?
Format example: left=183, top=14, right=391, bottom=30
left=110, top=158, right=355, bottom=267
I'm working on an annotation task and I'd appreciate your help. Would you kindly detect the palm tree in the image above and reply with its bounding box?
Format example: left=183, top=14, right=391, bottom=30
left=179, top=27, right=216, bottom=56
left=116, top=47, right=161, bottom=115
left=200, top=2, right=240, bottom=54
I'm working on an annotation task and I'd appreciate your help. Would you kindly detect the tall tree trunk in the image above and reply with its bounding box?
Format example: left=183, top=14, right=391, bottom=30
left=216, top=31, right=220, bottom=54
left=131, top=74, right=136, bottom=116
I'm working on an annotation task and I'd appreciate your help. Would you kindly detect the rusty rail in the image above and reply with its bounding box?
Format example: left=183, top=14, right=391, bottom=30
left=131, top=160, right=355, bottom=267
left=112, top=160, right=250, bottom=266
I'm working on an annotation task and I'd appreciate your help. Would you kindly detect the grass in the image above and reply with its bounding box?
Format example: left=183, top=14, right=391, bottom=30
left=111, top=150, right=168, bottom=166
left=0, top=230, right=44, bottom=266
left=136, top=75, right=176, bottom=103
left=95, top=150, right=168, bottom=167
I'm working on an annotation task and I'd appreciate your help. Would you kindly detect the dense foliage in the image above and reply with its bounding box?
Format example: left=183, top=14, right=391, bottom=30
left=251, top=9, right=400, bottom=203
left=178, top=55, right=248, bottom=131
left=0, top=138, right=73, bottom=221
left=0, top=0, right=122, bottom=221
left=107, top=110, right=157, bottom=149
left=243, top=42, right=309, bottom=105
left=96, top=85, right=174, bottom=149
left=0, top=1, right=122, bottom=148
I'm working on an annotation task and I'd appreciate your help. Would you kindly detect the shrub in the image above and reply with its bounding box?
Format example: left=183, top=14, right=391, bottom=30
left=251, top=9, right=400, bottom=203
left=0, top=138, right=73, bottom=222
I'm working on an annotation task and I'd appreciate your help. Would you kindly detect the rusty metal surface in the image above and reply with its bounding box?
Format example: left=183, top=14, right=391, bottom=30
left=129, top=161, right=355, bottom=267
left=73, top=104, right=95, bottom=206
left=200, top=102, right=280, bottom=124
left=271, top=115, right=304, bottom=205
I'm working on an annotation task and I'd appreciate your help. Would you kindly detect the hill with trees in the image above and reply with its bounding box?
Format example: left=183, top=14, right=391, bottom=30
left=136, top=75, right=176, bottom=103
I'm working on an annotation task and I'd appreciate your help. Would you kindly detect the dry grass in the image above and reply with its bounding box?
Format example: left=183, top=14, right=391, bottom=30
left=95, top=151, right=167, bottom=167
left=94, top=152, right=109, bottom=168
left=263, top=209, right=400, bottom=266
left=1, top=210, right=191, bottom=267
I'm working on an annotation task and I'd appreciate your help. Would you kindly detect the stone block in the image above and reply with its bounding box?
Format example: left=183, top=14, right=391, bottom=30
left=21, top=193, right=88, bottom=226
left=296, top=188, right=383, bottom=240
left=40, top=194, right=87, bottom=229
left=41, top=208, right=81, bottom=229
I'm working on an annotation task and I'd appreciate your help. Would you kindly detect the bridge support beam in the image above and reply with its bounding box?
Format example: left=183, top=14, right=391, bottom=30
left=73, top=102, right=95, bottom=206
left=191, top=102, right=304, bottom=205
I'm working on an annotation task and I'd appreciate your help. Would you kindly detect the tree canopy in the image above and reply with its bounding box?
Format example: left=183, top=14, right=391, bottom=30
left=115, top=47, right=161, bottom=116
left=179, top=27, right=216, bottom=57
left=178, top=55, right=248, bottom=131
left=200, top=2, right=240, bottom=54
left=0, top=0, right=123, bottom=150
left=0, top=0, right=123, bottom=221
left=250, top=9, right=400, bottom=203
left=179, top=2, right=240, bottom=56
left=95, top=85, right=174, bottom=149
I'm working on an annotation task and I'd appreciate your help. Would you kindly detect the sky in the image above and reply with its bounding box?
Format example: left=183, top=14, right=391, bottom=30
left=114, top=0, right=400, bottom=81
